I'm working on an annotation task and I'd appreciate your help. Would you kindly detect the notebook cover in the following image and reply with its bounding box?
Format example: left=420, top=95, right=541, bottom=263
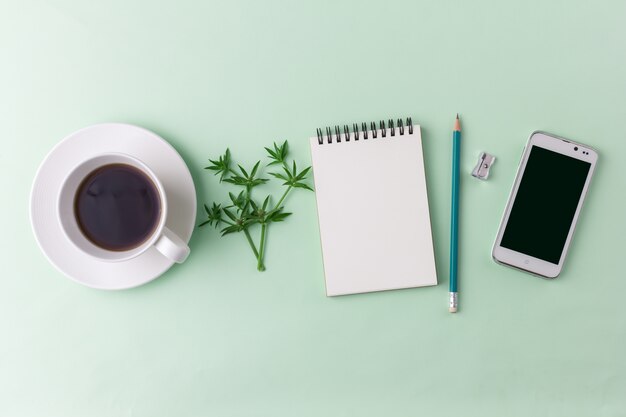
left=310, top=125, right=437, bottom=296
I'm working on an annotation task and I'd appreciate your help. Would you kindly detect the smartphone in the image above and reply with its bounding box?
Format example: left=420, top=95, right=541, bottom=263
left=492, top=131, right=598, bottom=278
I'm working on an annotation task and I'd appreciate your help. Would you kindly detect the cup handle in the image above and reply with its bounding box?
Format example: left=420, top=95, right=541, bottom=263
left=154, top=226, right=190, bottom=263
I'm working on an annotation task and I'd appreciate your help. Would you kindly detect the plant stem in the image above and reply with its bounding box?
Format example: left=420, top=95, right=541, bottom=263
left=257, top=223, right=267, bottom=271
left=273, top=186, right=292, bottom=211
left=243, top=229, right=260, bottom=259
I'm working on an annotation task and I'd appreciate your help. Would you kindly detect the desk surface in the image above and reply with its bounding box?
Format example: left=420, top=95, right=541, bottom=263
left=2, top=1, right=625, bottom=416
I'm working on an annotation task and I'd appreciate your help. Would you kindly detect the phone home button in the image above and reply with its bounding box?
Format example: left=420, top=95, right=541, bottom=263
left=524, top=259, right=530, bottom=265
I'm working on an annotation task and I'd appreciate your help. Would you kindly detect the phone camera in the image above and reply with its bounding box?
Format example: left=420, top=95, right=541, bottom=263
left=574, top=146, right=578, bottom=151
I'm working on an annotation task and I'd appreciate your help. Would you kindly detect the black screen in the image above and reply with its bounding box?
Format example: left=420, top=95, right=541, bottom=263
left=500, top=146, right=590, bottom=264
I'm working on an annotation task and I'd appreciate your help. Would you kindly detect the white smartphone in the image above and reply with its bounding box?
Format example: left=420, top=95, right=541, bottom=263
left=492, top=131, right=598, bottom=278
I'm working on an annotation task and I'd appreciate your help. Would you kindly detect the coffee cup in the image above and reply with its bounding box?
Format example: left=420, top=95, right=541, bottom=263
left=57, top=153, right=190, bottom=263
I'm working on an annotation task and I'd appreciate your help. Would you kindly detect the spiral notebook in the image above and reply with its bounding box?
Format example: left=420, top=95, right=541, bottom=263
left=310, top=118, right=437, bottom=296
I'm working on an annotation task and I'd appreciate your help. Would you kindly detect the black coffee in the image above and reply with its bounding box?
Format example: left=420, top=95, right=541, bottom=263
left=74, top=163, right=161, bottom=251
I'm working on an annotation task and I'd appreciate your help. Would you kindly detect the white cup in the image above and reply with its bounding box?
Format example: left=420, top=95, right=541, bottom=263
left=57, top=153, right=190, bottom=263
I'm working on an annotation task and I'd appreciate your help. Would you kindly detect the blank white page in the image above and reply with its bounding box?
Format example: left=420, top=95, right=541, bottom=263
left=310, top=125, right=437, bottom=296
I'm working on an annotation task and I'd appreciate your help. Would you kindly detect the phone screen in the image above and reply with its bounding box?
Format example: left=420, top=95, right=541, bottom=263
left=500, top=146, right=591, bottom=264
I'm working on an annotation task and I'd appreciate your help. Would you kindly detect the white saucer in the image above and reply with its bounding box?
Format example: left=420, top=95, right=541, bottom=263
left=30, top=123, right=197, bottom=290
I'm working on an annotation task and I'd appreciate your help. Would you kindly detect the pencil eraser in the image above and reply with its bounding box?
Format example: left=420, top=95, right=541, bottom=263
left=449, top=307, right=457, bottom=313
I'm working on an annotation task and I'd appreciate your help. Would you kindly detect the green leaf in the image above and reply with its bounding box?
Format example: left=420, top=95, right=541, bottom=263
left=223, top=175, right=248, bottom=186
left=220, top=225, right=240, bottom=236
left=265, top=147, right=278, bottom=159
left=201, top=202, right=223, bottom=228
left=250, top=161, right=261, bottom=178
left=269, top=172, right=288, bottom=181
left=223, top=208, right=238, bottom=222
left=227, top=191, right=246, bottom=211
left=266, top=141, right=290, bottom=166
left=268, top=210, right=292, bottom=222
left=293, top=183, right=314, bottom=191
left=295, top=166, right=311, bottom=180
left=282, top=165, right=294, bottom=180
left=204, top=149, right=231, bottom=182
left=251, top=178, right=269, bottom=187
left=243, top=217, right=260, bottom=227
left=281, top=140, right=289, bottom=160
left=221, top=162, right=268, bottom=191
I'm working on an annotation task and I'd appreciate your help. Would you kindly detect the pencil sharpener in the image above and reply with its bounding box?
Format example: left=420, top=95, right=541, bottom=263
left=471, top=152, right=496, bottom=180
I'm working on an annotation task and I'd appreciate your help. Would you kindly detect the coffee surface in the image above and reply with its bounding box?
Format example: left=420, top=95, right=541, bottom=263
left=74, top=164, right=161, bottom=251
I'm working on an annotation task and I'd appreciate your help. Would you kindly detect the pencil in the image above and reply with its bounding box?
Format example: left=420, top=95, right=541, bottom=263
left=449, top=114, right=461, bottom=313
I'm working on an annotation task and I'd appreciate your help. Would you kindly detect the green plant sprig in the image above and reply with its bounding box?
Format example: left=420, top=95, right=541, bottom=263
left=199, top=141, right=313, bottom=271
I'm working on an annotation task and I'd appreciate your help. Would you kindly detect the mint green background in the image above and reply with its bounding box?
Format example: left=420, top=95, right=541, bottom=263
left=1, top=1, right=625, bottom=416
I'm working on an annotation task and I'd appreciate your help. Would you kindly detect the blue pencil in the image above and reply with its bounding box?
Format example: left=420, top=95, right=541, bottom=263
left=449, top=114, right=461, bottom=313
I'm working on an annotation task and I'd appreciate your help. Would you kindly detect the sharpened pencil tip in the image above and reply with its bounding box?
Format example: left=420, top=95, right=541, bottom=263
left=453, top=114, right=461, bottom=132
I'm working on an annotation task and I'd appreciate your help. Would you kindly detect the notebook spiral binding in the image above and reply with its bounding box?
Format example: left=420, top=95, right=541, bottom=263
left=316, top=117, right=413, bottom=145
